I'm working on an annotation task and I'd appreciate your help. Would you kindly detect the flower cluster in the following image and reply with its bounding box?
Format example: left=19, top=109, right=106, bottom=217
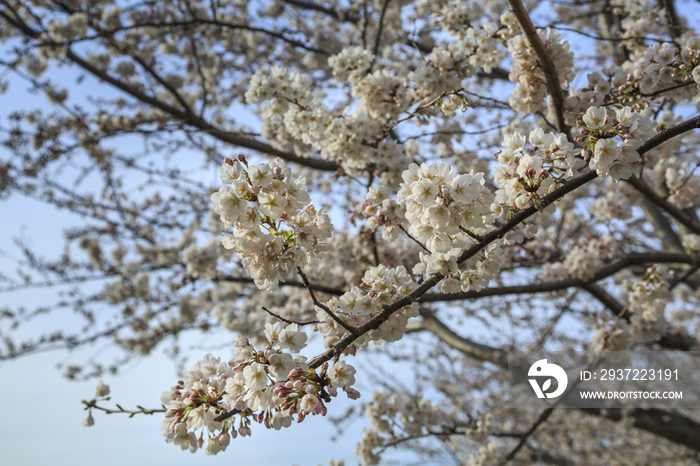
left=317, top=265, right=420, bottom=349
left=397, top=163, right=494, bottom=253
left=361, top=185, right=405, bottom=242
left=407, top=23, right=505, bottom=103
left=182, top=239, right=219, bottom=280
left=246, top=65, right=410, bottom=186
left=507, top=29, right=574, bottom=115
left=590, top=265, right=672, bottom=350
left=611, top=0, right=667, bottom=49
left=328, top=46, right=375, bottom=85
left=82, top=381, right=111, bottom=427
left=211, top=156, right=332, bottom=291
left=494, top=127, right=580, bottom=209
left=623, top=265, right=671, bottom=343
left=539, top=235, right=616, bottom=281
left=353, top=69, right=411, bottom=121
left=356, top=391, right=445, bottom=465
left=161, top=330, right=359, bottom=455
left=577, top=106, right=653, bottom=181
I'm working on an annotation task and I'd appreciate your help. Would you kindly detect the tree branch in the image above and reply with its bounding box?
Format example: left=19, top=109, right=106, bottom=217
left=507, top=0, right=570, bottom=136
left=414, top=310, right=700, bottom=452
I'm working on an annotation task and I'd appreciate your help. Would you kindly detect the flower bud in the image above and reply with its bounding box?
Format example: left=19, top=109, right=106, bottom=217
left=82, top=413, right=95, bottom=427
left=218, top=431, right=231, bottom=447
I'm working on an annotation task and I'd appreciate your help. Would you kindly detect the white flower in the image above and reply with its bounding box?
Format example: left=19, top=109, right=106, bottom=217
left=271, top=411, right=293, bottom=430
left=593, top=138, right=620, bottom=166
left=279, top=324, right=308, bottom=352
left=211, top=186, right=246, bottom=223
left=583, top=106, right=607, bottom=129
left=249, top=164, right=273, bottom=187
left=608, top=162, right=633, bottom=182
left=300, top=394, right=320, bottom=413
left=264, top=322, right=284, bottom=345
left=219, top=162, right=243, bottom=184
left=412, top=178, right=439, bottom=205
left=450, top=173, right=482, bottom=204
left=95, top=380, right=110, bottom=397
left=197, top=354, right=221, bottom=378
left=329, top=360, right=357, bottom=388
left=243, top=364, right=268, bottom=391
left=516, top=154, right=543, bottom=179
left=83, top=413, right=95, bottom=427
left=257, top=191, right=287, bottom=218
left=503, top=132, right=526, bottom=153
left=268, top=352, right=296, bottom=380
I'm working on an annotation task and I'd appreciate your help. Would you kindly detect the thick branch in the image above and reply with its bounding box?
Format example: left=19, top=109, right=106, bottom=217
left=418, top=308, right=507, bottom=366
left=307, top=106, right=700, bottom=368
left=419, top=253, right=700, bottom=303
left=63, top=49, right=338, bottom=171
left=580, top=407, right=700, bottom=452
left=626, top=175, right=700, bottom=237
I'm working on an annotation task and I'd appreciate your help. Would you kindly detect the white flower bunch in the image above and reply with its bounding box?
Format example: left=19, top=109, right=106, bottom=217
left=211, top=156, right=332, bottom=291
left=407, top=23, right=505, bottom=102
left=244, top=65, right=313, bottom=107
left=317, top=264, right=420, bottom=349
left=494, top=127, right=579, bottom=209
left=328, top=46, right=375, bottom=85
left=246, top=64, right=410, bottom=185
left=356, top=391, right=445, bottom=465
left=361, top=185, right=405, bottom=242
left=624, top=265, right=671, bottom=343
left=540, top=235, right=615, bottom=281
left=397, top=163, right=494, bottom=253
left=353, top=69, right=411, bottom=122
left=161, top=332, right=360, bottom=455
left=577, top=106, right=653, bottom=181
left=507, top=29, right=574, bottom=115
left=182, top=239, right=219, bottom=280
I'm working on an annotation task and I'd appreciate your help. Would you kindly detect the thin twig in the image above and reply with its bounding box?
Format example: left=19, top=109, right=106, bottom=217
left=83, top=399, right=165, bottom=417
left=296, top=267, right=359, bottom=335
left=500, top=408, right=555, bottom=463
left=261, top=306, right=319, bottom=326
left=398, top=224, right=430, bottom=252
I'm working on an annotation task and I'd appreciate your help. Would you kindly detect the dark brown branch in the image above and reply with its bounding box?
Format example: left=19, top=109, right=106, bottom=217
left=626, top=175, right=700, bottom=236
left=501, top=408, right=555, bottom=464
left=83, top=399, right=165, bottom=417
left=658, top=0, right=684, bottom=38
left=303, top=113, right=700, bottom=370
left=372, top=0, right=392, bottom=57
left=62, top=48, right=338, bottom=171
left=215, top=274, right=344, bottom=295
left=580, top=407, right=700, bottom=452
